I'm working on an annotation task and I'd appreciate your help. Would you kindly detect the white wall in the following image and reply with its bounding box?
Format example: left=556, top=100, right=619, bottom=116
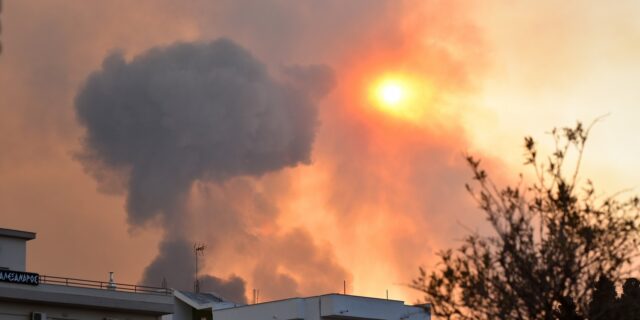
left=0, top=301, right=161, bottom=320
left=212, top=294, right=430, bottom=320
left=0, top=236, right=27, bottom=271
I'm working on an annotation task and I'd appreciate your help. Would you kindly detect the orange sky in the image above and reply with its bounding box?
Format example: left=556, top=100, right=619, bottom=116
left=1, top=0, right=639, bottom=303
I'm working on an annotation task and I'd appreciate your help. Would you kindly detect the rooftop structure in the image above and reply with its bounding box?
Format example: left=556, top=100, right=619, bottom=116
left=0, top=227, right=174, bottom=319
left=0, top=279, right=173, bottom=318
left=0, top=226, right=431, bottom=320
left=212, top=294, right=431, bottom=320
left=168, top=290, right=240, bottom=320
left=0, top=227, right=36, bottom=272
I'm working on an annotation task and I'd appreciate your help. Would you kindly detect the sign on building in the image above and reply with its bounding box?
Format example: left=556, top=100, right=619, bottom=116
left=0, top=270, right=40, bottom=286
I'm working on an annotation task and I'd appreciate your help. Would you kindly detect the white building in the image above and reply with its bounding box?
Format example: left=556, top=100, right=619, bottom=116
left=0, top=227, right=173, bottom=320
left=0, top=226, right=431, bottom=320
left=211, top=294, right=430, bottom=320
left=166, top=290, right=430, bottom=320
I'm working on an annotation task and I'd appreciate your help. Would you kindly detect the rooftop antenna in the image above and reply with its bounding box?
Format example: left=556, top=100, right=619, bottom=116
left=194, top=243, right=206, bottom=293
left=253, top=288, right=261, bottom=304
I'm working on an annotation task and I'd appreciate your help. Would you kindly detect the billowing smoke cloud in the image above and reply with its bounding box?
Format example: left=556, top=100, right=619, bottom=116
left=142, top=238, right=247, bottom=303
left=7, top=0, right=639, bottom=306
left=252, top=228, right=351, bottom=300
left=75, top=38, right=338, bottom=302
left=76, top=38, right=327, bottom=225
left=183, top=176, right=352, bottom=302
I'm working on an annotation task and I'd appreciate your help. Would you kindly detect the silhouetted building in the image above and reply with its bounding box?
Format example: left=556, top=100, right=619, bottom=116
left=0, top=226, right=431, bottom=320
left=0, top=227, right=173, bottom=320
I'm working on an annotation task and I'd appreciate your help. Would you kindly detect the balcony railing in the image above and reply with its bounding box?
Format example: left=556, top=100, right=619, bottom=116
left=39, top=275, right=172, bottom=295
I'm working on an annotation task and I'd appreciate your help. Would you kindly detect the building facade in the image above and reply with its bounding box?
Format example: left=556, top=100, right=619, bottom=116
left=0, top=227, right=173, bottom=320
left=212, top=294, right=430, bottom=320
left=0, top=226, right=431, bottom=320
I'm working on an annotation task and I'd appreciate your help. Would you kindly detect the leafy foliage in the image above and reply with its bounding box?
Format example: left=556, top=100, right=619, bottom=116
left=412, top=121, right=640, bottom=320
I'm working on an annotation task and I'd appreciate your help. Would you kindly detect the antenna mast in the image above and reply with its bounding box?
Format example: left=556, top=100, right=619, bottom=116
left=194, top=243, right=206, bottom=293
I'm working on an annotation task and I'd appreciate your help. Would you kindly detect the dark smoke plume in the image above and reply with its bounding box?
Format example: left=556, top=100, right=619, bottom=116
left=75, top=38, right=335, bottom=302
left=76, top=38, right=331, bottom=225
left=142, top=238, right=247, bottom=303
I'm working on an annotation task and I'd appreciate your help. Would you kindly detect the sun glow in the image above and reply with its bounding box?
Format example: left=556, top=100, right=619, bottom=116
left=369, top=73, right=433, bottom=123
left=379, top=81, right=405, bottom=106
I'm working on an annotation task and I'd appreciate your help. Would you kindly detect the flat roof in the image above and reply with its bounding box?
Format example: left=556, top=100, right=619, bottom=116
left=0, top=282, right=173, bottom=315
left=214, top=293, right=406, bottom=311
left=0, top=228, right=36, bottom=241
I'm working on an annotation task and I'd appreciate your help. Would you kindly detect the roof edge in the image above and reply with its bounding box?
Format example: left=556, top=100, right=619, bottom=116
left=0, top=228, right=36, bottom=240
left=174, top=290, right=213, bottom=310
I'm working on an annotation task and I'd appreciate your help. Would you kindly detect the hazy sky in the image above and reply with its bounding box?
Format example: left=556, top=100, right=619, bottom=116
left=1, top=0, right=639, bottom=303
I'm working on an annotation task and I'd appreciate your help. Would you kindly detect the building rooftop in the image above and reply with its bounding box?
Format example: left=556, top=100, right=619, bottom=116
left=0, top=227, right=36, bottom=241
left=212, top=293, right=431, bottom=320
left=0, top=277, right=174, bottom=315
left=39, top=274, right=172, bottom=295
left=178, top=290, right=225, bottom=304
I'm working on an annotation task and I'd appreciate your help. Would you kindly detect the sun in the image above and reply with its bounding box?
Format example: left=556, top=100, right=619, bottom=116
left=378, top=81, right=406, bottom=106
left=368, top=74, right=430, bottom=122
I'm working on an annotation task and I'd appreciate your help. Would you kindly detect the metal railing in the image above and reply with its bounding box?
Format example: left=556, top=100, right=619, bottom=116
left=39, top=275, right=172, bottom=295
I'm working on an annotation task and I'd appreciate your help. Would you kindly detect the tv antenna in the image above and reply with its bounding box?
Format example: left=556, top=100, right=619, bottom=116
left=194, top=243, right=206, bottom=293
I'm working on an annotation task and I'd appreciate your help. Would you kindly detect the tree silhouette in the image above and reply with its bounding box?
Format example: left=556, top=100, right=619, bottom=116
left=555, top=296, right=584, bottom=320
left=619, top=278, right=640, bottom=319
left=586, top=276, right=640, bottom=320
left=588, top=276, right=617, bottom=320
left=412, top=121, right=640, bottom=320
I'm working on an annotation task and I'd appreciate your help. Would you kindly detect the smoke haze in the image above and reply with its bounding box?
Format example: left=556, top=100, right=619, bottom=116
left=4, top=0, right=637, bottom=305
left=141, top=238, right=247, bottom=303
left=1, top=0, right=488, bottom=303
left=75, top=38, right=339, bottom=301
